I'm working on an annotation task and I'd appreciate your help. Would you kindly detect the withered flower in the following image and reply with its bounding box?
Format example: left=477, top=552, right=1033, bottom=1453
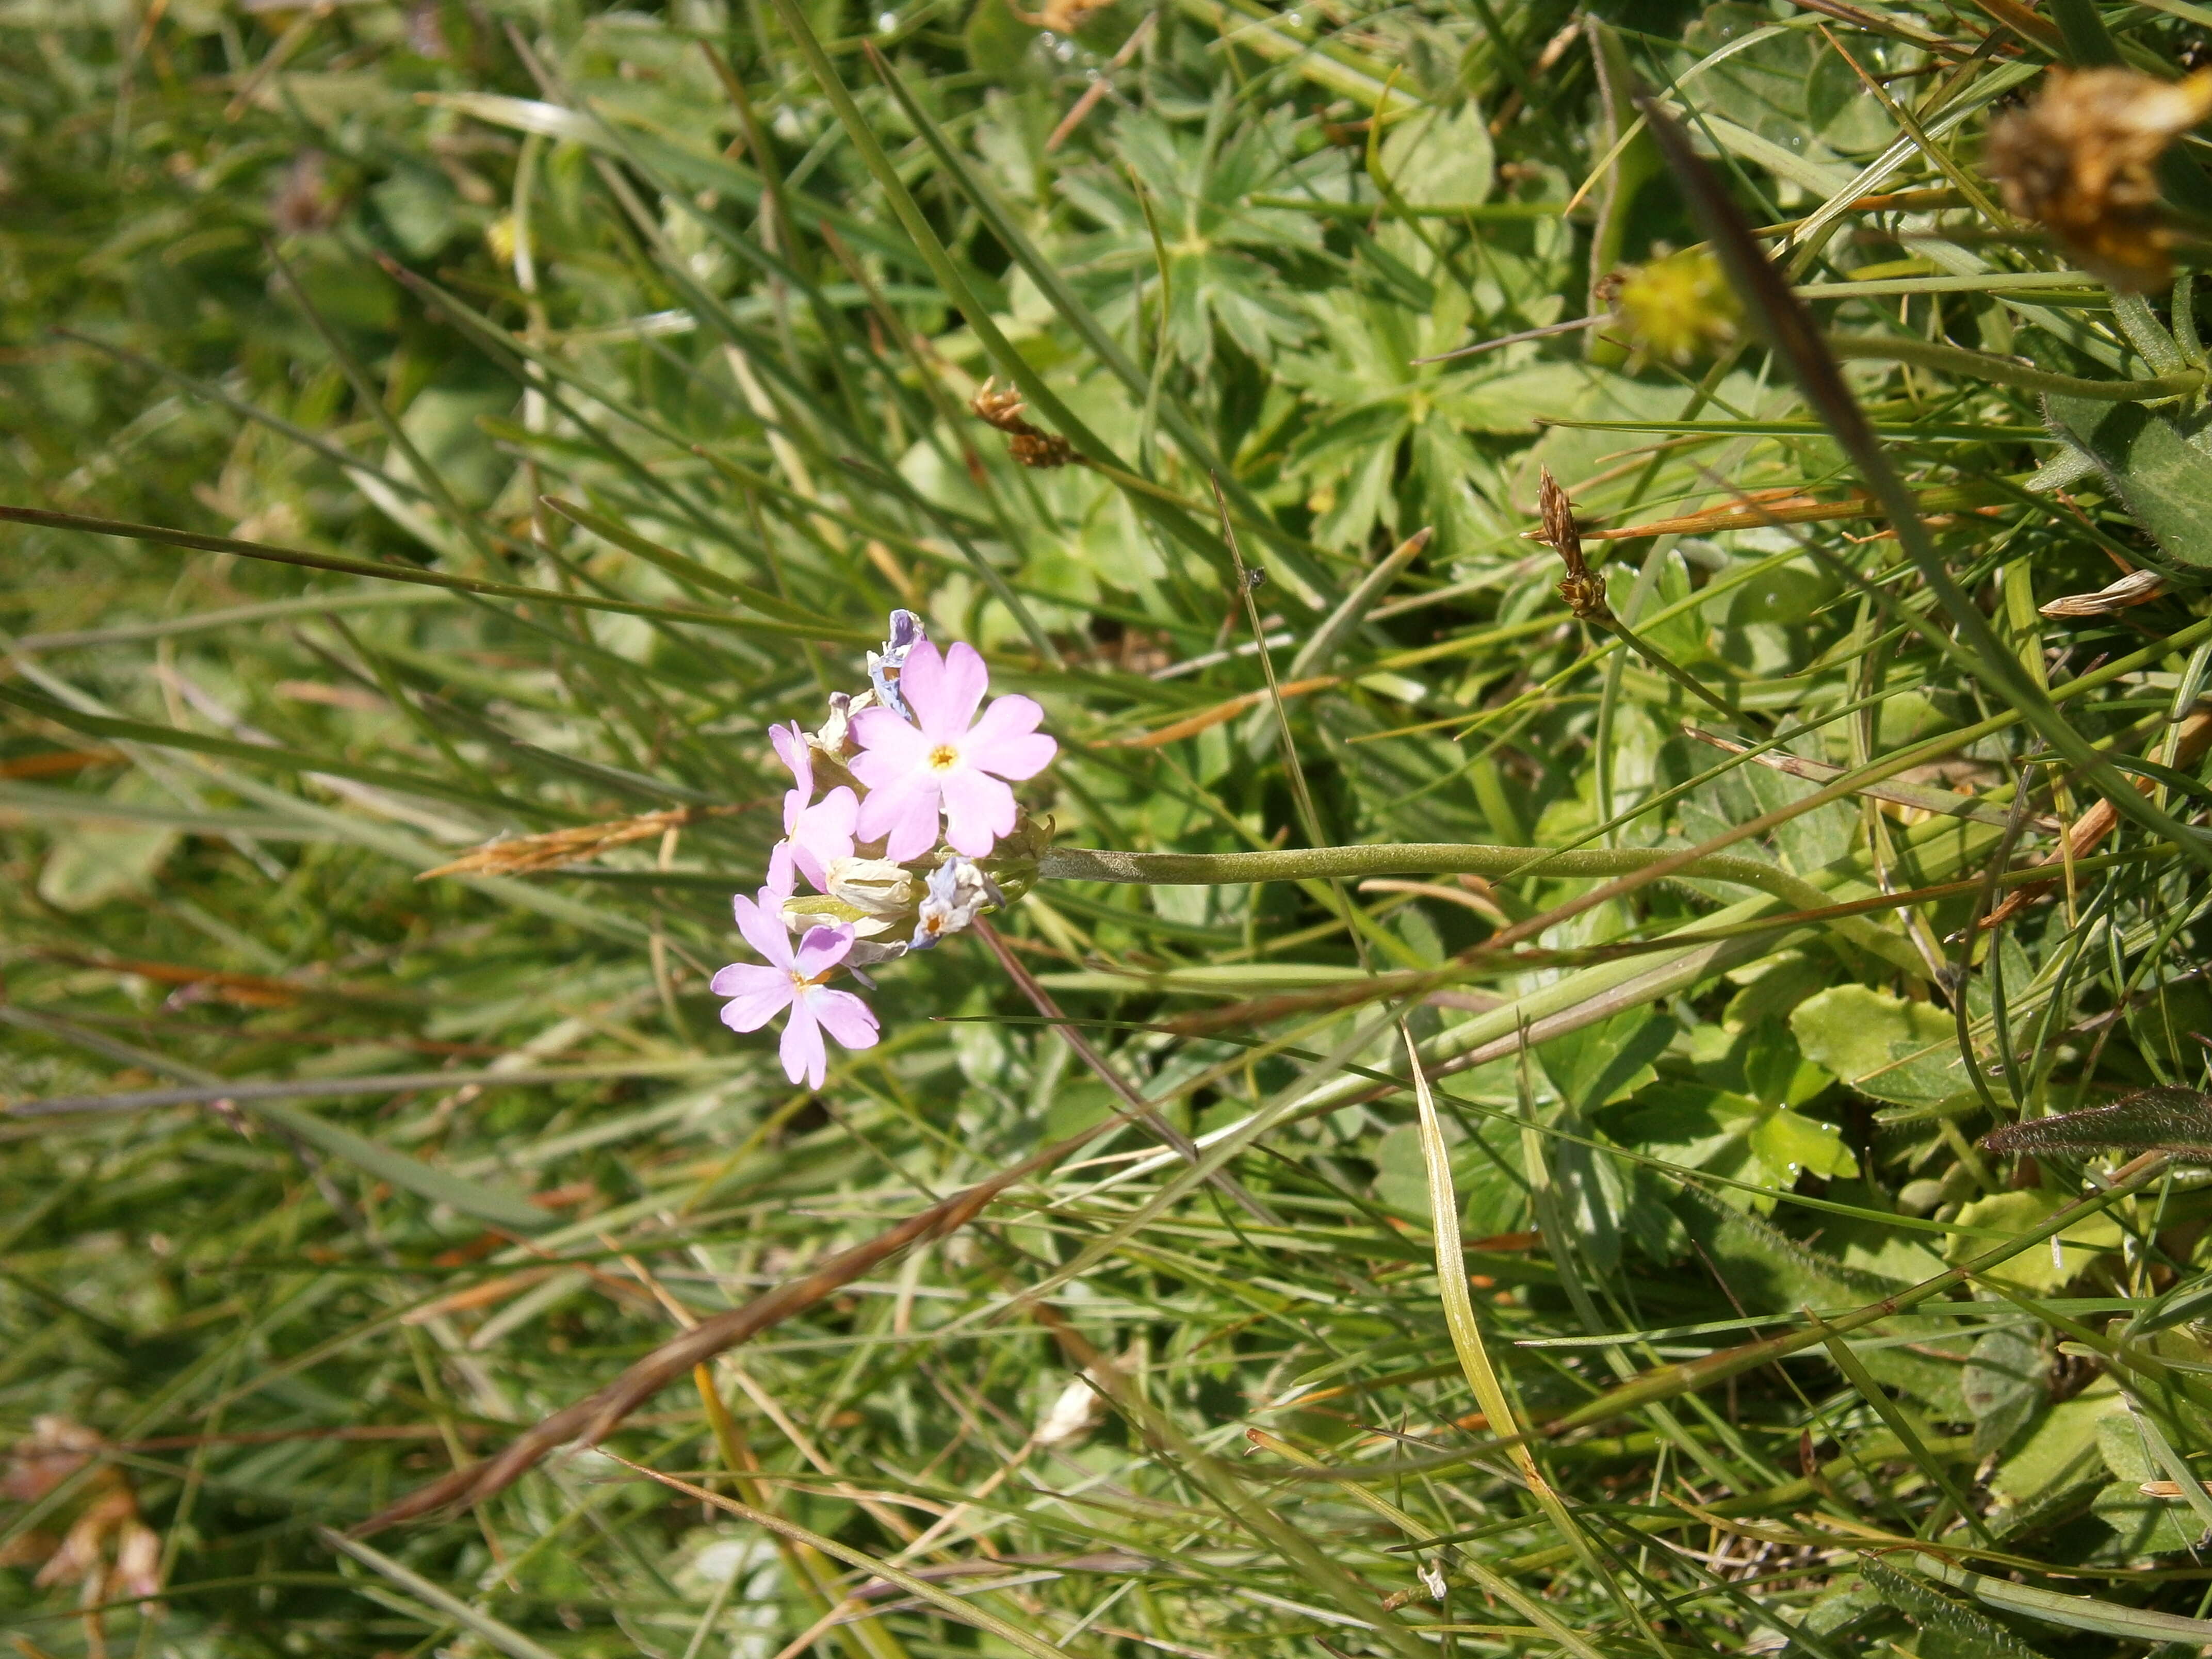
left=2, top=1417, right=164, bottom=1623
left=1986, top=66, right=2212, bottom=291
left=1536, top=467, right=1609, bottom=621
left=1007, top=0, right=1112, bottom=32
left=970, top=377, right=1074, bottom=468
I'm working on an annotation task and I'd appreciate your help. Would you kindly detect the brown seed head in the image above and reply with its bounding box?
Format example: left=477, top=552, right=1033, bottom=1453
left=1986, top=66, right=2212, bottom=291
left=969, top=376, right=1074, bottom=468
left=1536, top=467, right=1610, bottom=621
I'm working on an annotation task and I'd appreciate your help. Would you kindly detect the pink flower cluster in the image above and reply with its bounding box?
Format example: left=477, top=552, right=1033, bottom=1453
left=710, top=613, right=1055, bottom=1088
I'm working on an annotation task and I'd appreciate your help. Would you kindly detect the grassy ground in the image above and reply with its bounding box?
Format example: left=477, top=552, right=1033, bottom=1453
left=10, top=0, right=2212, bottom=1654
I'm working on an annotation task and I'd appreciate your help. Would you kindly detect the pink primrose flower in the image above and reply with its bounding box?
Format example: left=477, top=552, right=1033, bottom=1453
left=768, top=721, right=856, bottom=892
left=710, top=884, right=879, bottom=1089
left=849, top=641, right=1055, bottom=860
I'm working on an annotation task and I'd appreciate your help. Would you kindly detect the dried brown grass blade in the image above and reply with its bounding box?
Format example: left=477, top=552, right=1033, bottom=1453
left=416, top=805, right=753, bottom=879
left=1089, top=675, right=1342, bottom=750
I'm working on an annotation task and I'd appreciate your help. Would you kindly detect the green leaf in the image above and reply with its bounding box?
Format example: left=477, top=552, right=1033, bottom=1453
left=1982, top=1087, right=2212, bottom=1161
left=2094, top=1412, right=2208, bottom=1557
left=1963, top=1327, right=2048, bottom=1456
left=1536, top=1009, right=1673, bottom=1115
left=1987, top=1382, right=2116, bottom=1531
left=1747, top=1106, right=1857, bottom=1186
left=1943, top=1190, right=2122, bottom=1293
left=1857, top=1556, right=2051, bottom=1659
left=2043, top=395, right=2212, bottom=568
left=963, top=0, right=1042, bottom=82
left=36, top=773, right=180, bottom=912
left=1790, top=984, right=1968, bottom=1108
left=252, top=1101, right=554, bottom=1235
left=1376, top=103, right=1494, bottom=210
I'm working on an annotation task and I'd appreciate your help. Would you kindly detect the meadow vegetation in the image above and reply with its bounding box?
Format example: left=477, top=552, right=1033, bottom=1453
left=12, top=0, right=2212, bottom=1654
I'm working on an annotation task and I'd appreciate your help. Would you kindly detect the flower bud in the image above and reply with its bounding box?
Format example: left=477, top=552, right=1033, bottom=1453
left=1601, top=248, right=1739, bottom=365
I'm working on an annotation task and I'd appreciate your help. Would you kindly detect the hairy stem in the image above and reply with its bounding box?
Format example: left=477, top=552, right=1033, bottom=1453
left=1824, top=334, right=2204, bottom=401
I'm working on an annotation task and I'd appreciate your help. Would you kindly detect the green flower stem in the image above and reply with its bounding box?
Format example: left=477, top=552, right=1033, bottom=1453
left=1824, top=334, right=2205, bottom=402
left=1043, top=841, right=1825, bottom=914
left=1596, top=614, right=1745, bottom=725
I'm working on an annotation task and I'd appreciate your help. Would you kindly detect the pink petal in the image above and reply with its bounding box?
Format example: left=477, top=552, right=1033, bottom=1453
left=814, top=786, right=858, bottom=836
left=768, top=721, right=812, bottom=795
left=808, top=986, right=880, bottom=1053
left=789, top=790, right=854, bottom=889
left=761, top=851, right=796, bottom=903
left=850, top=709, right=929, bottom=782
left=793, top=923, right=855, bottom=979
left=965, top=695, right=1056, bottom=780
left=904, top=640, right=989, bottom=738
left=783, top=785, right=806, bottom=839
left=938, top=769, right=1016, bottom=857
left=779, top=996, right=827, bottom=1089
left=733, top=888, right=795, bottom=968
left=767, top=841, right=796, bottom=896
left=712, top=964, right=793, bottom=1032
left=856, top=778, right=944, bottom=861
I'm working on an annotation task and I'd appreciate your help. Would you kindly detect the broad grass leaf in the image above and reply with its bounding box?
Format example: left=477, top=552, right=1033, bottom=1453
left=2043, top=395, right=2212, bottom=568
left=1790, top=984, right=1970, bottom=1108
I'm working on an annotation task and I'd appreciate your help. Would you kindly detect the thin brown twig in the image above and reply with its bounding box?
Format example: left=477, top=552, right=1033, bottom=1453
left=349, top=1112, right=1129, bottom=1534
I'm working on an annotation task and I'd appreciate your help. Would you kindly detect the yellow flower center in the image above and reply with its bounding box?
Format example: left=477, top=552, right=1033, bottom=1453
left=928, top=744, right=959, bottom=771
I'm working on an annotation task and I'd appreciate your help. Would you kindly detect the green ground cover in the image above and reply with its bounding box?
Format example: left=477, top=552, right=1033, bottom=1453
left=11, top=0, right=2212, bottom=1653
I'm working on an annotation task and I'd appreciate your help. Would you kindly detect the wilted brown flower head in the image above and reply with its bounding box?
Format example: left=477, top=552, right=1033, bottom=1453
left=270, top=150, right=340, bottom=238
left=1986, top=66, right=2212, bottom=291
left=1535, top=467, right=1609, bottom=621
left=2, top=1417, right=164, bottom=1621
left=1007, top=0, right=1112, bottom=34
left=970, top=376, right=1074, bottom=468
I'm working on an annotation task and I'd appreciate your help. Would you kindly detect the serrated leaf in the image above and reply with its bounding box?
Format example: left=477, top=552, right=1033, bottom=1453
left=1858, top=1555, right=2052, bottom=1659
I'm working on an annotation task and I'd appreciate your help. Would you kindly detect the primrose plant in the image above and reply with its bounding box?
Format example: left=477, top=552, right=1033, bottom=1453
left=711, top=612, right=1057, bottom=1087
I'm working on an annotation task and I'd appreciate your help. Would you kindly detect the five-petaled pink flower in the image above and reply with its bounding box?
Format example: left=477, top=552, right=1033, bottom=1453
left=711, top=882, right=879, bottom=1088
left=768, top=721, right=856, bottom=892
left=850, top=641, right=1055, bottom=860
